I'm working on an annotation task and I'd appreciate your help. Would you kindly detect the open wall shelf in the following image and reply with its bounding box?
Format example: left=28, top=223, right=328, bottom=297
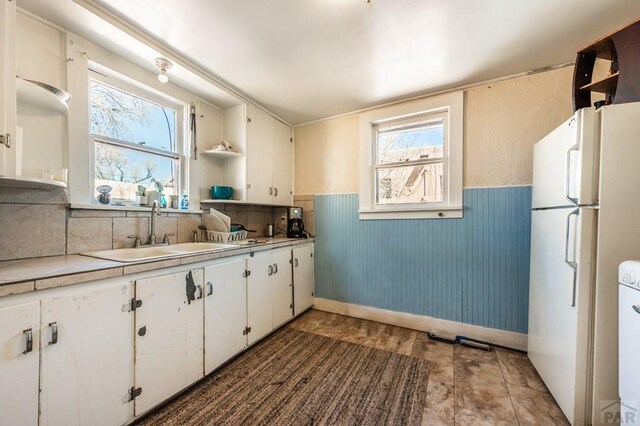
left=573, top=19, right=640, bottom=111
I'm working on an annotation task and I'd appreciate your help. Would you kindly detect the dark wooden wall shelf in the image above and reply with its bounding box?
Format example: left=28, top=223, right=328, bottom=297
left=573, top=19, right=640, bottom=111
left=580, top=72, right=618, bottom=94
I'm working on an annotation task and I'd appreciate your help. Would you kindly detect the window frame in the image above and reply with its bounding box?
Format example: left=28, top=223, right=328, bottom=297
left=88, top=70, right=187, bottom=205
left=358, top=91, right=463, bottom=220
left=373, top=111, right=448, bottom=206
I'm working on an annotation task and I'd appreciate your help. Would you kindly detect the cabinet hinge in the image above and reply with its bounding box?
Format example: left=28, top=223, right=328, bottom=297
left=0, top=133, right=11, bottom=148
left=243, top=269, right=251, bottom=278
left=122, top=298, right=142, bottom=312
left=242, top=326, right=252, bottom=335
left=127, top=387, right=142, bottom=402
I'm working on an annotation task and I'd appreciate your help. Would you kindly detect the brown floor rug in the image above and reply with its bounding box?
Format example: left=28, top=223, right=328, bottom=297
left=138, top=327, right=429, bottom=425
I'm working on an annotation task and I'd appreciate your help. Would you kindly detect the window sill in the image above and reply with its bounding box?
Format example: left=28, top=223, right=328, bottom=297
left=70, top=203, right=201, bottom=215
left=359, top=207, right=463, bottom=220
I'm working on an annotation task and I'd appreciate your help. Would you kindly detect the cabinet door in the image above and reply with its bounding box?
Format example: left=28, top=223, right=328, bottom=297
left=135, top=270, right=204, bottom=415
left=272, top=248, right=293, bottom=328
left=0, top=0, right=17, bottom=177
left=40, top=280, right=134, bottom=426
left=247, top=252, right=273, bottom=344
left=272, top=120, right=293, bottom=206
left=204, top=258, right=247, bottom=374
left=0, top=301, right=39, bottom=426
left=293, top=245, right=315, bottom=315
left=246, top=104, right=274, bottom=204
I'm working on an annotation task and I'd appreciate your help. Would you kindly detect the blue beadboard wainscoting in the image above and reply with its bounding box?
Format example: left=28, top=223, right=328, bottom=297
left=313, top=186, right=532, bottom=334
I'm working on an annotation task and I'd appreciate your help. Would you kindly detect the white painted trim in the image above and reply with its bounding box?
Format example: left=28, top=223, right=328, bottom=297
left=307, top=185, right=532, bottom=197
left=359, top=208, right=463, bottom=220
left=358, top=92, right=463, bottom=220
left=462, top=184, right=532, bottom=190
left=294, top=62, right=574, bottom=128
left=313, top=297, right=528, bottom=351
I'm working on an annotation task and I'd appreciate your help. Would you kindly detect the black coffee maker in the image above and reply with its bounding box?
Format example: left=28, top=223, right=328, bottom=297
left=287, top=207, right=306, bottom=238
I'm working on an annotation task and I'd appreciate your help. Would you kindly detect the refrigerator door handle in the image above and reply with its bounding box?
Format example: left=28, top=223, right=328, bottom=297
left=565, top=208, right=580, bottom=307
left=565, top=143, right=580, bottom=205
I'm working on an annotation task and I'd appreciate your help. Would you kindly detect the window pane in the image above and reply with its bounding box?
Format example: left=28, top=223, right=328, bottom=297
left=377, top=119, right=444, bottom=165
left=90, top=80, right=177, bottom=152
left=376, top=162, right=444, bottom=204
left=95, top=142, right=178, bottom=201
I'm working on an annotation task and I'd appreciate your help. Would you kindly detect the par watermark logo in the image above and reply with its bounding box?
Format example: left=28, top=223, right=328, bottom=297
left=600, top=400, right=638, bottom=424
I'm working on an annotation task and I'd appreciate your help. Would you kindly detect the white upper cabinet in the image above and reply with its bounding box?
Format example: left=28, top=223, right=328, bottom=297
left=39, top=280, right=134, bottom=426
left=0, top=300, right=39, bottom=426
left=246, top=104, right=276, bottom=204
left=215, top=103, right=293, bottom=206
left=0, top=0, right=17, bottom=178
left=272, top=118, right=294, bottom=206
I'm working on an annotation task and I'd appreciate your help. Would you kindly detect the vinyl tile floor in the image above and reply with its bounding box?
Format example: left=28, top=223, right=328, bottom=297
left=287, top=309, right=569, bottom=426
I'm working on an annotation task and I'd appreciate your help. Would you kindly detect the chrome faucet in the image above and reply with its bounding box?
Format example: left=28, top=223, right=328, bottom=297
left=149, top=200, right=162, bottom=245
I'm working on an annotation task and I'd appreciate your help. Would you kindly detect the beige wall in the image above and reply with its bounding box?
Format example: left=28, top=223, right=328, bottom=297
left=294, top=114, right=360, bottom=194
left=464, top=66, right=573, bottom=187
left=294, top=66, right=575, bottom=194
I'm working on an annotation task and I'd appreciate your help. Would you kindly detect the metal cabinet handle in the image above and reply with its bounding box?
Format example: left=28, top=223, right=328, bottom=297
left=294, top=258, right=299, bottom=267
left=633, top=305, right=640, bottom=314
left=269, top=187, right=273, bottom=196
left=23, top=329, right=33, bottom=354
left=196, top=285, right=204, bottom=300
left=273, top=263, right=278, bottom=274
left=207, top=282, right=213, bottom=296
left=268, top=265, right=273, bottom=276
left=565, top=142, right=580, bottom=205
left=274, top=188, right=279, bottom=197
left=49, top=322, right=58, bottom=345
left=564, top=208, right=580, bottom=307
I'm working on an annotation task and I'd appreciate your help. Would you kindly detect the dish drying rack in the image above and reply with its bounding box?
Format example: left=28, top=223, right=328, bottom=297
left=206, top=230, right=248, bottom=243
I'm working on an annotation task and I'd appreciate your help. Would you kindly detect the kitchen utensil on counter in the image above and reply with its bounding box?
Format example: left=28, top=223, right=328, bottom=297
left=232, top=223, right=256, bottom=233
left=211, top=186, right=233, bottom=200
left=203, top=214, right=228, bottom=232
left=209, top=208, right=231, bottom=231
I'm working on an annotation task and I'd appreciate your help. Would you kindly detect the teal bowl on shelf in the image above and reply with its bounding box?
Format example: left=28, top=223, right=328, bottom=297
left=211, top=186, right=233, bottom=200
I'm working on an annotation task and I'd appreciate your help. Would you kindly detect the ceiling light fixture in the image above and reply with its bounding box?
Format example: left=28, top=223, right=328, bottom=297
left=155, top=57, right=173, bottom=83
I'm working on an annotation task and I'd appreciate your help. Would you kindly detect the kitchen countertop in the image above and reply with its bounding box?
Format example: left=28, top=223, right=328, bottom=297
left=0, top=237, right=314, bottom=296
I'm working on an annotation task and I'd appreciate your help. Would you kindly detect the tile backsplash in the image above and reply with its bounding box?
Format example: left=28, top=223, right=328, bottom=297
left=0, top=187, right=292, bottom=261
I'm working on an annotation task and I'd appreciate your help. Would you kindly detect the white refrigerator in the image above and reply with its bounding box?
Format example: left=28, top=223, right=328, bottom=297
left=529, top=102, right=640, bottom=425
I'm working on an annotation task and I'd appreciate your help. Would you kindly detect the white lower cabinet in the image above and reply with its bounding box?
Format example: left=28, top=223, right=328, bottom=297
left=204, top=258, right=248, bottom=374
left=0, top=243, right=314, bottom=425
left=39, top=279, right=134, bottom=426
left=134, top=269, right=204, bottom=415
left=247, top=251, right=274, bottom=344
left=293, top=244, right=315, bottom=315
left=272, top=249, right=294, bottom=328
left=0, top=301, right=40, bottom=426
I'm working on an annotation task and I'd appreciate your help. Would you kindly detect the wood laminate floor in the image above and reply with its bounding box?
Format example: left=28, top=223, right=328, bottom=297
left=288, top=309, right=569, bottom=426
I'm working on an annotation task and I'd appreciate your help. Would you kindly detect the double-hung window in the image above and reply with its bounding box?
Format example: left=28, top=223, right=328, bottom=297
left=359, top=91, right=463, bottom=219
left=89, top=73, right=185, bottom=203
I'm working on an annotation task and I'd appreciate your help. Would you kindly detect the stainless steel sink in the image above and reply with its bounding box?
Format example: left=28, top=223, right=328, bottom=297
left=82, top=242, right=237, bottom=263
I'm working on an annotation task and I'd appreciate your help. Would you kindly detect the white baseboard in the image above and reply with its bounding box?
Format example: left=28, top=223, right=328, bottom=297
left=313, top=297, right=528, bottom=351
